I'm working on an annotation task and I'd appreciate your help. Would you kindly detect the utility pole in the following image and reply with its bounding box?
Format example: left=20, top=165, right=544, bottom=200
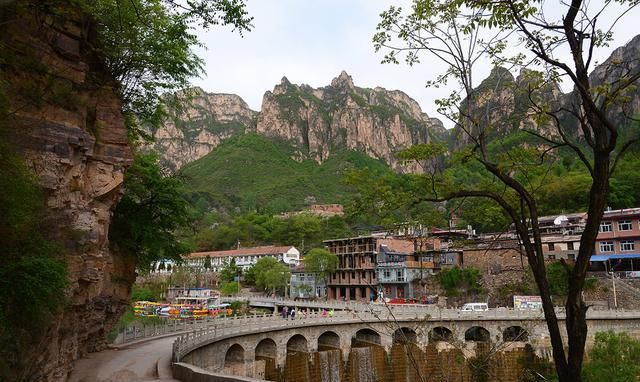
left=612, top=271, right=618, bottom=309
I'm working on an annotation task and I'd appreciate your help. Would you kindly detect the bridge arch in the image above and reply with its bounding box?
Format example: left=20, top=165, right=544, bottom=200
left=286, top=334, right=308, bottom=353
left=465, top=326, right=490, bottom=342
left=503, top=326, right=529, bottom=342
left=255, top=338, right=277, bottom=359
left=352, top=328, right=382, bottom=347
left=393, top=327, right=418, bottom=344
left=429, top=326, right=453, bottom=342
left=318, top=331, right=341, bottom=350
left=224, top=343, right=245, bottom=375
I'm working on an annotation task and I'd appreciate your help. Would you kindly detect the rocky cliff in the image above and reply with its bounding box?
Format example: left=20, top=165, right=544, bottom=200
left=453, top=35, right=640, bottom=149
left=452, top=66, right=562, bottom=149
left=151, top=87, right=257, bottom=170
left=153, top=72, right=446, bottom=171
left=257, top=71, right=446, bottom=170
left=1, top=3, right=133, bottom=381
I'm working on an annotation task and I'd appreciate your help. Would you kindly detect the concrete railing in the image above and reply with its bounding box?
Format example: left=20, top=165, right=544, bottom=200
left=170, top=307, right=640, bottom=362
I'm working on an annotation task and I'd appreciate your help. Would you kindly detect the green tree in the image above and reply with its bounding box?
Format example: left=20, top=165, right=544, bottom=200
left=85, top=0, right=252, bottom=137
left=374, top=2, right=640, bottom=380
left=304, top=248, right=338, bottom=297
left=219, top=259, right=240, bottom=284
left=110, top=152, right=192, bottom=270
left=582, top=331, right=640, bottom=382
left=220, top=282, right=240, bottom=296
left=250, top=257, right=291, bottom=295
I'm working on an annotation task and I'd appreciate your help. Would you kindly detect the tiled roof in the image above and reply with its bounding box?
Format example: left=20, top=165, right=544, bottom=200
left=185, top=246, right=294, bottom=259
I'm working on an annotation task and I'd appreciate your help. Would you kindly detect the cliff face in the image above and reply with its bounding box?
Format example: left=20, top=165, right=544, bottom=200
left=257, top=71, right=446, bottom=170
left=154, top=72, right=446, bottom=171
left=452, top=67, right=562, bottom=149
left=452, top=35, right=640, bottom=149
left=1, top=4, right=133, bottom=381
left=151, top=87, right=257, bottom=170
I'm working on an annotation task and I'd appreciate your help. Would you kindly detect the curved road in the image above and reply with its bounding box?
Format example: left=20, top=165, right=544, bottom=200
left=68, top=336, right=178, bottom=382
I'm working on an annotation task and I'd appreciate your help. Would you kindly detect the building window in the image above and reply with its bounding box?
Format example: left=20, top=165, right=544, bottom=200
left=548, top=255, right=556, bottom=260
left=548, top=243, right=555, bottom=251
left=383, top=270, right=391, bottom=279
left=396, top=270, right=404, bottom=282
left=621, top=240, right=635, bottom=251
left=618, top=220, right=633, bottom=231
left=599, top=221, right=612, bottom=232
left=568, top=242, right=574, bottom=250
left=568, top=254, right=576, bottom=260
left=599, top=241, right=614, bottom=252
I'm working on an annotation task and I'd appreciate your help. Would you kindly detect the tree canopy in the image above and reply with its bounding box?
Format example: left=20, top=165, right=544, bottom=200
left=110, top=152, right=192, bottom=270
left=86, top=0, right=252, bottom=138
left=245, top=257, right=291, bottom=294
left=374, top=1, right=640, bottom=381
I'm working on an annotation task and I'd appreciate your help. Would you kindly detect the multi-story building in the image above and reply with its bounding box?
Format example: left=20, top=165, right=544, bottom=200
left=325, top=236, right=453, bottom=301
left=325, top=236, right=379, bottom=301
left=289, top=264, right=327, bottom=299
left=183, top=246, right=300, bottom=272
left=592, top=208, right=640, bottom=271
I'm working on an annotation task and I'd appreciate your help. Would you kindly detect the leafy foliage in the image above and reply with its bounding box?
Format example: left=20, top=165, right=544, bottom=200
left=85, top=0, right=252, bottom=138
left=0, top=144, right=66, bottom=380
left=219, top=259, right=240, bottom=284
left=110, top=152, right=192, bottom=269
left=582, top=331, right=640, bottom=381
left=220, top=282, right=240, bottom=296
left=190, top=212, right=353, bottom=253
left=304, top=248, right=338, bottom=279
left=180, top=133, right=393, bottom=214
left=245, top=257, right=291, bottom=294
left=437, top=267, right=484, bottom=297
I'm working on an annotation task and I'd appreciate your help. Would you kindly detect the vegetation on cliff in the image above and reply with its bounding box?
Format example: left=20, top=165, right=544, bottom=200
left=0, top=145, right=66, bottom=380
left=111, top=152, right=193, bottom=270
left=180, top=133, right=393, bottom=214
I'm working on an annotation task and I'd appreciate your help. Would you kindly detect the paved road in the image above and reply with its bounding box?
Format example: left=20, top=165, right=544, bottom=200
left=68, top=336, right=179, bottom=382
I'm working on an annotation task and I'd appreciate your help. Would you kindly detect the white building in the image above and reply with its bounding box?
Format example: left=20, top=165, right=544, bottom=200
left=183, top=245, right=300, bottom=272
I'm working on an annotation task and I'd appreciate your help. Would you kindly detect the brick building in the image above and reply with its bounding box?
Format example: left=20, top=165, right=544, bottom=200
left=592, top=208, right=640, bottom=271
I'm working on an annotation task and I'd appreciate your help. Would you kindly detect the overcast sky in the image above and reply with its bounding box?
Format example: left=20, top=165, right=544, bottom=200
left=192, top=1, right=640, bottom=128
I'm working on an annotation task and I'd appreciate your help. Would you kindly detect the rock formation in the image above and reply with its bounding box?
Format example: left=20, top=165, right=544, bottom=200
left=153, top=71, right=446, bottom=171
left=257, top=71, right=446, bottom=170
left=452, top=35, right=640, bottom=149
left=1, top=4, right=133, bottom=381
left=151, top=87, right=257, bottom=170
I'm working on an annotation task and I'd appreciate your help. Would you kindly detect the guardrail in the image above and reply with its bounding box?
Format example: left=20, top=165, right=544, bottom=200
left=170, top=307, right=640, bottom=362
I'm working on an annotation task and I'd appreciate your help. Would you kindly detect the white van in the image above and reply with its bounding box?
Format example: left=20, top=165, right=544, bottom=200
left=461, top=302, right=489, bottom=312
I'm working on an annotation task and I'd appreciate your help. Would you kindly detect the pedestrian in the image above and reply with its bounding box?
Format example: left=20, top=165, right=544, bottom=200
left=282, top=306, right=288, bottom=319
left=291, top=308, right=296, bottom=320
left=321, top=308, right=327, bottom=317
left=328, top=308, right=335, bottom=318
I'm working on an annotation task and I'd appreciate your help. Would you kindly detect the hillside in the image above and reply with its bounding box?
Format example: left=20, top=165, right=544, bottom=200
left=181, top=133, right=393, bottom=214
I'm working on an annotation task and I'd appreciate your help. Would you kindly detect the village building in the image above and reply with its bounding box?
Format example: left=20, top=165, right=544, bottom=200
left=183, top=245, right=300, bottom=272
left=289, top=264, right=327, bottom=299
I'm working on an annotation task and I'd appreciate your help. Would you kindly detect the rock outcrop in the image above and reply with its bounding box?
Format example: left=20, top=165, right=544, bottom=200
left=452, top=35, right=640, bottom=149
left=256, top=71, right=446, bottom=170
left=1, top=3, right=133, bottom=381
left=151, top=87, right=257, bottom=170
left=153, top=72, right=446, bottom=171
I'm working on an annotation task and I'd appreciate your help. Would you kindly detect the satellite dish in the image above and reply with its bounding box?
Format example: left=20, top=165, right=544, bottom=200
left=553, top=215, right=568, bottom=225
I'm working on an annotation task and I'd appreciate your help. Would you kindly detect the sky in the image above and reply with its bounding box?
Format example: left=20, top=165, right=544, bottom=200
left=192, top=1, right=640, bottom=128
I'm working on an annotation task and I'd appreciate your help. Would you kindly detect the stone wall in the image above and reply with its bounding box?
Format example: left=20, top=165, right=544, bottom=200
left=1, top=2, right=133, bottom=381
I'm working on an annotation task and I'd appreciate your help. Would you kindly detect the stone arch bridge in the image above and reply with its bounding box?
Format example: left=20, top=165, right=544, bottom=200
left=173, top=307, right=640, bottom=379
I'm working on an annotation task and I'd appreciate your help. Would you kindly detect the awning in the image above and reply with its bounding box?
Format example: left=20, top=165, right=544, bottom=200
left=590, top=254, right=640, bottom=261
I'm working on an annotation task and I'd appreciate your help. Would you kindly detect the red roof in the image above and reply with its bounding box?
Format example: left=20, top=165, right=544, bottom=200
left=186, top=246, right=295, bottom=259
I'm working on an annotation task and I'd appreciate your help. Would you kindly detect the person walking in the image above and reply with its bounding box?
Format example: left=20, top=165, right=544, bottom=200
left=328, top=308, right=335, bottom=318
left=290, top=308, right=296, bottom=320
left=282, top=306, right=288, bottom=319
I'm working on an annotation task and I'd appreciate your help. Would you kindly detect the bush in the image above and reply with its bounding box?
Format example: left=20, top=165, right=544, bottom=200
left=582, top=331, right=640, bottom=381
left=437, top=266, right=485, bottom=297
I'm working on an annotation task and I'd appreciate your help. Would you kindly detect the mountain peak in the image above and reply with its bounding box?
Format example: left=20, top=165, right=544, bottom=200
left=330, top=70, right=354, bottom=89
